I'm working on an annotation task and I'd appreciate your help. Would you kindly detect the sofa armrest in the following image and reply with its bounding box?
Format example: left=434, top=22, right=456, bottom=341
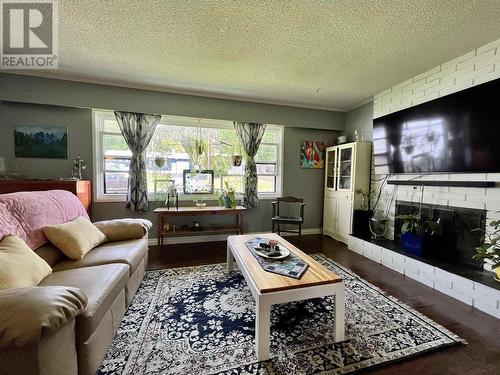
left=0, top=286, right=87, bottom=348
left=93, top=218, right=152, bottom=242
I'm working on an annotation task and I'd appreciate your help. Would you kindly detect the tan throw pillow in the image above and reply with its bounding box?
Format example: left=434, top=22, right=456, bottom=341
left=93, top=218, right=152, bottom=242
left=0, top=235, right=52, bottom=290
left=42, top=217, right=107, bottom=260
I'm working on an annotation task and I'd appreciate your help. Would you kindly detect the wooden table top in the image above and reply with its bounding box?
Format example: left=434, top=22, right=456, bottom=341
left=228, top=233, right=342, bottom=293
left=154, top=205, right=246, bottom=215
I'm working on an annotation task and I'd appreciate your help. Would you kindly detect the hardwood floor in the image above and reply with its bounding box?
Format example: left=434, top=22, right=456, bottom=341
left=148, top=234, right=500, bottom=375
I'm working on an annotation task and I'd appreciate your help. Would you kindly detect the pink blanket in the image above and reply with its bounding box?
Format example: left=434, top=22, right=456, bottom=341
left=0, top=190, right=89, bottom=249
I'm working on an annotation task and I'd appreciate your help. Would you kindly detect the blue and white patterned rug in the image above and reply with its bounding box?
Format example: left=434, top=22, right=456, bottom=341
left=98, top=254, right=464, bottom=374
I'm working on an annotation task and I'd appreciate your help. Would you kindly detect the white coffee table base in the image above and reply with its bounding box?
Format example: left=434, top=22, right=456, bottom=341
left=227, top=244, right=346, bottom=361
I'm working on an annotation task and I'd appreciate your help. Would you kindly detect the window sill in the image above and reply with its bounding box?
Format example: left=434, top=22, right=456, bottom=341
left=95, top=193, right=279, bottom=203
left=94, top=194, right=127, bottom=203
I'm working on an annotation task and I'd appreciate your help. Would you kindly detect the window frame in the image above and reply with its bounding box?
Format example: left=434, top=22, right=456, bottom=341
left=93, top=110, right=283, bottom=202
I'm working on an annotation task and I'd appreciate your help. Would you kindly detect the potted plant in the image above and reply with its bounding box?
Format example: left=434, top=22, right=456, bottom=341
left=217, top=181, right=236, bottom=209
left=396, top=212, right=441, bottom=256
left=231, top=142, right=243, bottom=167
left=473, top=219, right=500, bottom=282
left=187, top=138, right=208, bottom=170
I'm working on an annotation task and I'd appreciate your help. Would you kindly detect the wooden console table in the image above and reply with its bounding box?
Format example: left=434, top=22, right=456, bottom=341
left=153, top=206, right=246, bottom=248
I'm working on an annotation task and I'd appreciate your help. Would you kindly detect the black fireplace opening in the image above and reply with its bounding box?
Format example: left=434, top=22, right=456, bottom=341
left=395, top=200, right=486, bottom=270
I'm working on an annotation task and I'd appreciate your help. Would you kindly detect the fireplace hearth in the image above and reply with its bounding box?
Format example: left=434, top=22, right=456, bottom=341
left=395, top=200, right=486, bottom=270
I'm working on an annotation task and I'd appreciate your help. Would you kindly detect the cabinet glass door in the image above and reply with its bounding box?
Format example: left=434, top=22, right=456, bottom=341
left=338, top=146, right=353, bottom=190
left=326, top=149, right=337, bottom=189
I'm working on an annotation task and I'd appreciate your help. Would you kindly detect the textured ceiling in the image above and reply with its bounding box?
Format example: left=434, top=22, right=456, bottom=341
left=21, top=0, right=500, bottom=111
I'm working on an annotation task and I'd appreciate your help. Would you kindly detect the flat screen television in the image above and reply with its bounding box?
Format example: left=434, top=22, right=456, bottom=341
left=373, top=78, right=500, bottom=174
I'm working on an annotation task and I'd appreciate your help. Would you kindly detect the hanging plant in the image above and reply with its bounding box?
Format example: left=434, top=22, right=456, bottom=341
left=194, top=139, right=206, bottom=156
left=231, top=154, right=242, bottom=167
left=218, top=134, right=243, bottom=167
left=154, top=157, right=166, bottom=168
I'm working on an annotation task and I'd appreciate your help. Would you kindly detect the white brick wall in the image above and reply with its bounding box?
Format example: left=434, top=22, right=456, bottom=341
left=374, top=38, right=500, bottom=119
left=371, top=37, right=500, bottom=247
left=348, top=235, right=500, bottom=319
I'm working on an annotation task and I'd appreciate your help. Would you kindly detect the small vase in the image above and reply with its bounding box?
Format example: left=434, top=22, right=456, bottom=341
left=401, top=232, right=423, bottom=256
left=360, top=195, right=368, bottom=211
left=223, top=195, right=232, bottom=208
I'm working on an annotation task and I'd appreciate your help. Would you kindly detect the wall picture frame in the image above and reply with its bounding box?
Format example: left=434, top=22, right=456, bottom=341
left=300, top=141, right=326, bottom=169
left=14, top=125, right=68, bottom=159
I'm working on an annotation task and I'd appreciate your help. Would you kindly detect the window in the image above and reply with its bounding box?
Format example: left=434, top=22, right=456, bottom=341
left=93, top=110, right=283, bottom=202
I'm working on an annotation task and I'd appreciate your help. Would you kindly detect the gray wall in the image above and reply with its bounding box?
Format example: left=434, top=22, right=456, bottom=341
left=282, top=127, right=337, bottom=228
left=0, top=73, right=345, bottom=130
left=0, top=74, right=341, bottom=237
left=0, top=101, right=93, bottom=178
left=343, top=101, right=373, bottom=142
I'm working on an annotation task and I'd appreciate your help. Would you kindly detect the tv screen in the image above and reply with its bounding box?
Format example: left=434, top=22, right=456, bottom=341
left=373, top=78, right=500, bottom=174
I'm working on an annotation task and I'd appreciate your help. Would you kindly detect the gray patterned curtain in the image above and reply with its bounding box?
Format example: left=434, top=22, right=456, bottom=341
left=234, top=121, right=267, bottom=208
left=115, top=111, right=161, bottom=212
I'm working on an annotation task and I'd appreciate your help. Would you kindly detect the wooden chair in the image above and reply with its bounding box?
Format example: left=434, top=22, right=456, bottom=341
left=271, top=196, right=305, bottom=241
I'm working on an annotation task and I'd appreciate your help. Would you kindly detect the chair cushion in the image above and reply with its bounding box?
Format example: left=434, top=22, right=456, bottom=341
left=52, top=238, right=148, bottom=277
left=39, top=264, right=128, bottom=341
left=272, top=216, right=303, bottom=222
left=0, top=235, right=52, bottom=290
left=42, top=217, right=107, bottom=260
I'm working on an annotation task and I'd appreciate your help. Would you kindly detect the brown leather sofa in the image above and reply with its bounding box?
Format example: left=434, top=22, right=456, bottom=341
left=0, top=236, right=148, bottom=375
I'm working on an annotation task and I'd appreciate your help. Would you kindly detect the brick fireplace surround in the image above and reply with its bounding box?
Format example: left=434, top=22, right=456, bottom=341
left=350, top=38, right=500, bottom=319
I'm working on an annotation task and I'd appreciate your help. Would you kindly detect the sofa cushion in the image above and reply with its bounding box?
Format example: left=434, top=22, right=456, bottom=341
left=39, top=264, right=128, bottom=341
left=0, top=236, right=52, bottom=290
left=42, top=217, right=106, bottom=260
left=0, top=190, right=89, bottom=249
left=0, top=203, right=27, bottom=243
left=0, top=286, right=87, bottom=348
left=53, top=238, right=148, bottom=277
left=94, top=218, right=152, bottom=242
left=34, top=243, right=64, bottom=267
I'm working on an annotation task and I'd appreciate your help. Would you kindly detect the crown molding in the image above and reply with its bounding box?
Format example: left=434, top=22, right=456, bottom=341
left=343, top=98, right=374, bottom=112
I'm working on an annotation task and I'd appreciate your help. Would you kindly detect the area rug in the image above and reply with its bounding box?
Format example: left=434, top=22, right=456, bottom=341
left=97, top=254, right=464, bottom=374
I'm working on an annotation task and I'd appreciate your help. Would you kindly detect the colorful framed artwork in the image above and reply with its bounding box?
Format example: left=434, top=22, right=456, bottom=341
left=300, top=141, right=326, bottom=169
left=14, top=125, right=68, bottom=159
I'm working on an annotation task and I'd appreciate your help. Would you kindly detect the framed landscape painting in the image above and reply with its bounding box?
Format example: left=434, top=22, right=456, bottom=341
left=14, top=125, right=68, bottom=159
left=300, top=141, right=326, bottom=169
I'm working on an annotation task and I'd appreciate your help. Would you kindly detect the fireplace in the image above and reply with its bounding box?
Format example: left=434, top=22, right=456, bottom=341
left=395, top=200, right=486, bottom=270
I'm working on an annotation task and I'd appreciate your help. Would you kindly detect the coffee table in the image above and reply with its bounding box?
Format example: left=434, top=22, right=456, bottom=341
left=227, top=233, right=345, bottom=361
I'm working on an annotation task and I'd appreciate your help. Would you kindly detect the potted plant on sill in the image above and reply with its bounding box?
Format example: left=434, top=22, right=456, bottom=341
left=473, top=219, right=500, bottom=282
left=217, top=181, right=236, bottom=209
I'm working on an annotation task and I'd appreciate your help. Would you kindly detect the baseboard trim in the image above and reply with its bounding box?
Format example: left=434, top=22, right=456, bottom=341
left=147, top=228, right=322, bottom=246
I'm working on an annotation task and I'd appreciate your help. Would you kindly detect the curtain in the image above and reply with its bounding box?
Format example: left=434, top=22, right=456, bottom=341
left=234, top=121, right=267, bottom=208
left=114, top=111, right=161, bottom=212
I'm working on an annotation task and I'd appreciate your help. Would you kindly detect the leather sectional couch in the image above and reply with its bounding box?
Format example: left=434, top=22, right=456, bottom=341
left=0, top=191, right=149, bottom=375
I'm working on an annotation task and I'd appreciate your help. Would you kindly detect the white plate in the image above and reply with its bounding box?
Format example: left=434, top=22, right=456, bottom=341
left=254, top=245, right=290, bottom=260
left=495, top=276, right=500, bottom=283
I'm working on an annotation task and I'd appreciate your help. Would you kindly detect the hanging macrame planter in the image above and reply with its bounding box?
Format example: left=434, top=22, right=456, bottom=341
left=231, top=154, right=242, bottom=167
